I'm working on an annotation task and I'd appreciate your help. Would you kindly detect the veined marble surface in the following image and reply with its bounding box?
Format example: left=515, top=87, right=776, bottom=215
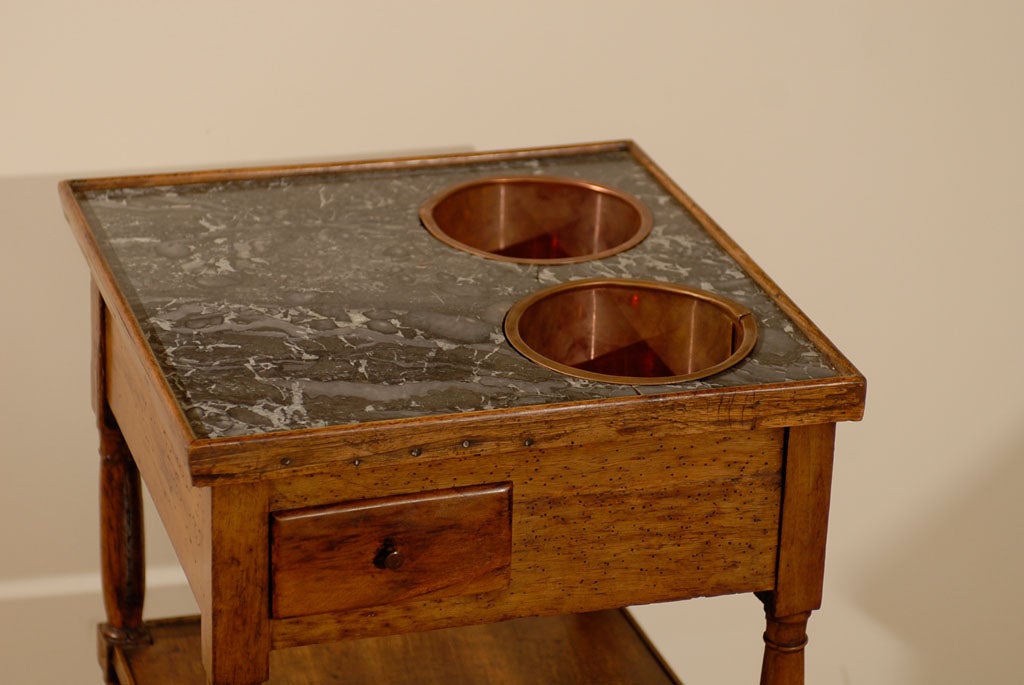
left=77, top=150, right=839, bottom=439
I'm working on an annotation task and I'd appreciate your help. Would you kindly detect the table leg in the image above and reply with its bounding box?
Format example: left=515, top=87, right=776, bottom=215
left=98, top=419, right=148, bottom=646
left=758, top=593, right=811, bottom=685
left=757, top=423, right=837, bottom=685
left=93, top=284, right=149, bottom=682
left=201, top=483, right=272, bottom=684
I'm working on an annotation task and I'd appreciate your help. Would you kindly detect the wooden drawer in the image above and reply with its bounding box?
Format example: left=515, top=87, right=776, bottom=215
left=270, top=483, right=512, bottom=619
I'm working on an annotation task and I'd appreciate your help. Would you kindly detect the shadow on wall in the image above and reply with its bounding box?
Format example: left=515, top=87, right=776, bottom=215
left=857, top=430, right=1024, bottom=684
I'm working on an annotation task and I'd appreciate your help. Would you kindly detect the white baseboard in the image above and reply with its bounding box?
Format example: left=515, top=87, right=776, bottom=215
left=0, top=564, right=187, bottom=602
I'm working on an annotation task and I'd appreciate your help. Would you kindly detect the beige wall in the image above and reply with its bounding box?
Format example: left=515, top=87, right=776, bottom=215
left=2, top=2, right=1022, bottom=683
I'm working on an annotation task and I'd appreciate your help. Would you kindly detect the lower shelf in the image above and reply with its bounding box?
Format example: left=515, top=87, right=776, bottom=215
left=109, top=610, right=681, bottom=684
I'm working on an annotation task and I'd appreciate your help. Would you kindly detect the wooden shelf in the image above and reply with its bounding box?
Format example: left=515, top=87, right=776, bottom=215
left=110, top=609, right=682, bottom=685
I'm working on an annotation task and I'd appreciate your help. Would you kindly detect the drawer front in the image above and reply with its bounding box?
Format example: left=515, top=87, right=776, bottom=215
left=271, top=482, right=512, bottom=619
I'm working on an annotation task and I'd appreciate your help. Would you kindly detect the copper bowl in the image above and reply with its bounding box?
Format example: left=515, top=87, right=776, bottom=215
left=419, top=176, right=652, bottom=264
left=504, top=279, right=757, bottom=385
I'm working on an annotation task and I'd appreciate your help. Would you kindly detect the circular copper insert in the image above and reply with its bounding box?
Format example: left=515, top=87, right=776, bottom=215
left=504, top=279, right=757, bottom=385
left=419, top=176, right=652, bottom=264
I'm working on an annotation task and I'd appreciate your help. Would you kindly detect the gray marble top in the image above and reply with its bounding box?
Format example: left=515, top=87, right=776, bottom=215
left=77, top=149, right=839, bottom=439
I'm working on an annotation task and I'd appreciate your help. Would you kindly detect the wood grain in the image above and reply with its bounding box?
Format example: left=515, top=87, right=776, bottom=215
left=62, top=141, right=630, bottom=193
left=94, top=283, right=146, bottom=642
left=90, top=280, right=108, bottom=420
left=189, top=378, right=863, bottom=485
left=112, top=611, right=680, bottom=685
left=61, top=143, right=866, bottom=490
left=105, top=306, right=210, bottom=609
left=201, top=483, right=271, bottom=685
left=774, top=423, right=837, bottom=617
left=269, top=428, right=784, bottom=649
left=754, top=423, right=837, bottom=685
left=98, top=426, right=146, bottom=636
left=759, top=610, right=811, bottom=685
left=272, top=483, right=511, bottom=618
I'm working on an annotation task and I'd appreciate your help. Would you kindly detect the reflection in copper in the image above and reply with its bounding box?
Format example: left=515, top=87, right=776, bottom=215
left=420, top=176, right=652, bottom=264
left=504, top=279, right=757, bottom=385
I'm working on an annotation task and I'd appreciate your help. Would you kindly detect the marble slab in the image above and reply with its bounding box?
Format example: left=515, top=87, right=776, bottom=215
left=76, top=149, right=839, bottom=439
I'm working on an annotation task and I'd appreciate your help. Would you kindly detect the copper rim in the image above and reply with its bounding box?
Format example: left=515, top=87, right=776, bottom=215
left=504, top=278, right=757, bottom=385
left=419, top=175, right=652, bottom=264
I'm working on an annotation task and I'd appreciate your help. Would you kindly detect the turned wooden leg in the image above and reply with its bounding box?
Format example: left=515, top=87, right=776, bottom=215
left=758, top=423, right=837, bottom=685
left=98, top=419, right=148, bottom=640
left=93, top=284, right=149, bottom=683
left=758, top=593, right=811, bottom=685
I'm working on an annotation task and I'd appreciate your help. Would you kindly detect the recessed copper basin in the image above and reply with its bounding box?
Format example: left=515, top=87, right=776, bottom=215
left=504, top=279, right=757, bottom=385
left=420, top=176, right=652, bottom=264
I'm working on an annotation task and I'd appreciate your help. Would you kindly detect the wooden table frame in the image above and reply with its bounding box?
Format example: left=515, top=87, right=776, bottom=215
left=64, top=142, right=865, bottom=685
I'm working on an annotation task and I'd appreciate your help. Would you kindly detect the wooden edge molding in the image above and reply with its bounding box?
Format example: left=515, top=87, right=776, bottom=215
left=625, top=141, right=864, bottom=381
left=60, top=182, right=196, bottom=458
left=187, top=376, right=865, bottom=485
left=60, top=140, right=633, bottom=192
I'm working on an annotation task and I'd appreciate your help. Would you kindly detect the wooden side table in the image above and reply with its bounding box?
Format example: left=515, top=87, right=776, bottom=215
left=61, top=141, right=865, bottom=684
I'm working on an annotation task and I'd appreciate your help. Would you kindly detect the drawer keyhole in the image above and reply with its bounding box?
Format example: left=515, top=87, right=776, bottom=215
left=373, top=541, right=405, bottom=570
